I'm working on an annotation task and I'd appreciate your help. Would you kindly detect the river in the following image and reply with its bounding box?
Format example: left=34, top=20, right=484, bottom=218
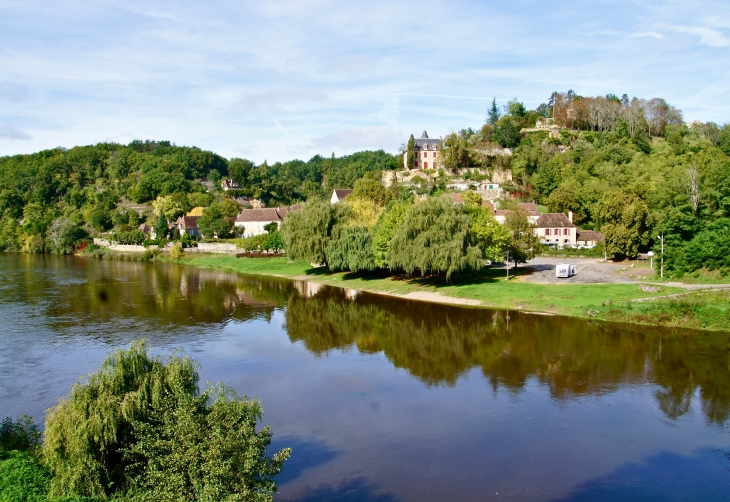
left=1, top=253, right=729, bottom=501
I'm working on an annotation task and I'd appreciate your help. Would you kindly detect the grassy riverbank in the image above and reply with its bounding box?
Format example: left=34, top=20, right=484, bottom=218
left=169, top=254, right=730, bottom=329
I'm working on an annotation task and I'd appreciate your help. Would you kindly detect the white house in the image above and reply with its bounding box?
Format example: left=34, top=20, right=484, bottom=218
left=221, top=179, right=241, bottom=191
left=330, top=189, right=353, bottom=204
left=169, top=216, right=202, bottom=238
left=576, top=230, right=604, bottom=248
left=494, top=202, right=540, bottom=224
left=234, top=206, right=301, bottom=238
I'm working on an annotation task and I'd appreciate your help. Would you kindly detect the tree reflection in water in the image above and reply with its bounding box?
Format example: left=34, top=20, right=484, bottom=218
left=285, top=284, right=730, bottom=426
left=4, top=253, right=729, bottom=426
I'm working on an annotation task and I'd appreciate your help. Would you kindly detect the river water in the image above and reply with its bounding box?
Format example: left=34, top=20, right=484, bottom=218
left=1, top=253, right=729, bottom=501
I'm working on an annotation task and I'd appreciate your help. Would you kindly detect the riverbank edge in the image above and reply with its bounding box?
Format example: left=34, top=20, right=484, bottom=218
left=154, top=253, right=730, bottom=333
left=68, top=248, right=730, bottom=332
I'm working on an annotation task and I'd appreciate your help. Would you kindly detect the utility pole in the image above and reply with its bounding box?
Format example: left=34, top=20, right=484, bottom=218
left=656, top=234, right=664, bottom=278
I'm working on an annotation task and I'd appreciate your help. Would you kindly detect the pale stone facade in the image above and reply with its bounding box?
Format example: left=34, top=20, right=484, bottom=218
left=403, top=130, right=440, bottom=170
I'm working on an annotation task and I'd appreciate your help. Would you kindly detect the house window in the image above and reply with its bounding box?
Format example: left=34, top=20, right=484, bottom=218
left=424, top=152, right=427, bottom=158
left=414, top=161, right=419, bottom=167
left=424, top=162, right=428, bottom=169
left=564, top=239, right=569, bottom=243
left=545, top=229, right=550, bottom=236
left=564, top=229, right=570, bottom=235
left=432, top=152, right=436, bottom=157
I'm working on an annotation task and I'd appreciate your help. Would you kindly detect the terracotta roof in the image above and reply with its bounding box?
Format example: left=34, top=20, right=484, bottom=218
left=577, top=230, right=604, bottom=242
left=517, top=202, right=540, bottom=217
left=484, top=201, right=495, bottom=214
left=536, top=213, right=576, bottom=228
left=333, top=189, right=353, bottom=199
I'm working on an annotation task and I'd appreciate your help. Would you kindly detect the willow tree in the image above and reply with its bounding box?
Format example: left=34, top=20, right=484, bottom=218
left=390, top=198, right=482, bottom=281
left=325, top=226, right=376, bottom=273
left=281, top=199, right=352, bottom=266
left=43, top=341, right=290, bottom=501
left=372, top=201, right=410, bottom=268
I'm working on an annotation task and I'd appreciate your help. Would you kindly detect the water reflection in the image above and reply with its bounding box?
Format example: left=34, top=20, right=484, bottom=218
left=284, top=284, right=730, bottom=426
left=2, top=253, right=729, bottom=428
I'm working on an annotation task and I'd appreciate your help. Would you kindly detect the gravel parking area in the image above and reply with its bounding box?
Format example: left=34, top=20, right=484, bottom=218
left=517, top=257, right=637, bottom=284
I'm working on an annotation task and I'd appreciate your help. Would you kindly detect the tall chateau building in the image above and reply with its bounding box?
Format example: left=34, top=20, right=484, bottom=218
left=405, top=130, right=440, bottom=169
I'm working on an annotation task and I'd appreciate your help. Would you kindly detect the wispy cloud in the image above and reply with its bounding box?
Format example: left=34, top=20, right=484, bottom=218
left=0, top=125, right=32, bottom=140
left=0, top=0, right=729, bottom=161
left=629, top=31, right=664, bottom=39
left=665, top=25, right=730, bottom=47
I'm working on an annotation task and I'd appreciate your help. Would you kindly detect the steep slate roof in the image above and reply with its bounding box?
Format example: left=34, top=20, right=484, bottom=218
left=536, top=213, right=576, bottom=228
left=171, top=215, right=200, bottom=230
left=413, top=130, right=439, bottom=150
left=517, top=202, right=540, bottom=217
left=577, top=230, right=604, bottom=242
left=138, top=223, right=151, bottom=233
left=333, top=189, right=353, bottom=200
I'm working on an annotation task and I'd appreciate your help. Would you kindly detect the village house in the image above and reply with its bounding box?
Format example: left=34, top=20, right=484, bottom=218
left=576, top=229, right=604, bottom=248
left=535, top=212, right=577, bottom=246
left=220, top=179, right=241, bottom=191
left=404, top=131, right=440, bottom=170
left=330, top=189, right=353, bottom=204
left=494, top=202, right=540, bottom=224
left=169, top=215, right=202, bottom=238
left=234, top=206, right=301, bottom=237
left=138, top=223, right=152, bottom=237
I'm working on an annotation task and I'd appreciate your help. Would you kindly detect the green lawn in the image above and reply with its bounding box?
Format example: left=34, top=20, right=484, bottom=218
left=181, top=255, right=686, bottom=320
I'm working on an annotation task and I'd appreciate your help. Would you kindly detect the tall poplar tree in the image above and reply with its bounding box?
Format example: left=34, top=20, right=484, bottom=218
left=487, top=97, right=501, bottom=125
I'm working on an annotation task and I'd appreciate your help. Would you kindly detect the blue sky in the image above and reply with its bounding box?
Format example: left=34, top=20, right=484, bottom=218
left=1, top=0, right=729, bottom=162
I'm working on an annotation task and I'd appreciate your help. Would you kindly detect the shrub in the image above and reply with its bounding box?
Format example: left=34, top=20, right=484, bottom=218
left=169, top=242, right=184, bottom=260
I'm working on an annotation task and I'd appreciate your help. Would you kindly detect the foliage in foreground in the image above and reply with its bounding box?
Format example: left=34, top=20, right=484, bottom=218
left=43, top=341, right=290, bottom=501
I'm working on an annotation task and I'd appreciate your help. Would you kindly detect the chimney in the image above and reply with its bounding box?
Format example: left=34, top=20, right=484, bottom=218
left=568, top=211, right=573, bottom=223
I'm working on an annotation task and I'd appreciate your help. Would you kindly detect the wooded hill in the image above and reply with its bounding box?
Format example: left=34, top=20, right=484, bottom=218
left=0, top=141, right=396, bottom=252
left=1, top=89, right=730, bottom=279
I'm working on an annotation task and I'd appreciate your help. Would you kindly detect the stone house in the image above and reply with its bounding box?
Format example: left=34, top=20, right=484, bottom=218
left=404, top=131, right=440, bottom=170
left=170, top=216, right=202, bottom=238
left=535, top=213, right=577, bottom=246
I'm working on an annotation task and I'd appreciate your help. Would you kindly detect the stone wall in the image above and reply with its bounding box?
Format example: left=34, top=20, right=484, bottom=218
left=191, top=242, right=238, bottom=253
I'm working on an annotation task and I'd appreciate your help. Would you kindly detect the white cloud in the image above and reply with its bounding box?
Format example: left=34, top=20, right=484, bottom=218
left=666, top=25, right=730, bottom=47
left=1, top=0, right=730, bottom=159
left=629, top=31, right=664, bottom=39
left=310, top=127, right=404, bottom=153
left=0, top=125, right=32, bottom=140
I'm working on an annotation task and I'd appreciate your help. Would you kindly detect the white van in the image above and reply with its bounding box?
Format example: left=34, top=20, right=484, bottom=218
left=556, top=264, right=576, bottom=278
